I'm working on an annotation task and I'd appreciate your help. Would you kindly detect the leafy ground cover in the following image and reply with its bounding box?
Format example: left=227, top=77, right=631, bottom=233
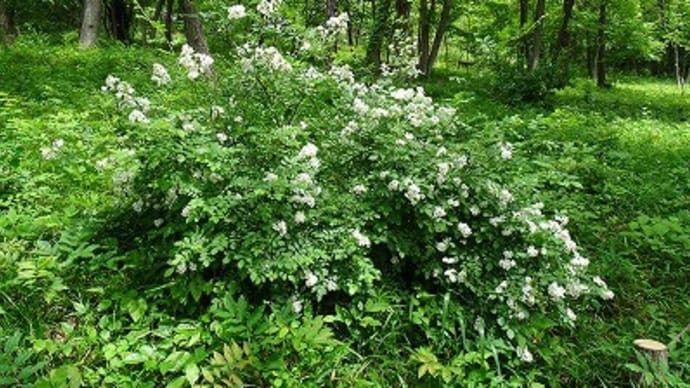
left=1, top=40, right=689, bottom=386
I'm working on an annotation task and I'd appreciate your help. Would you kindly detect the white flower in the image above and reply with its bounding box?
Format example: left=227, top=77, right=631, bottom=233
left=41, top=147, right=56, bottom=160
left=499, top=259, right=517, bottom=271
left=298, top=143, right=318, bottom=159
left=566, top=308, right=577, bottom=321
left=264, top=172, right=278, bottom=182
left=273, top=220, right=288, bottom=237
left=294, top=172, right=313, bottom=185
left=499, top=189, right=513, bottom=204
left=227, top=4, right=247, bottom=19
left=351, top=229, right=371, bottom=248
left=457, top=222, right=472, bottom=238
left=292, top=300, right=303, bottom=313
left=405, top=183, right=423, bottom=204
left=548, top=282, right=566, bottom=301
left=132, top=200, right=144, bottom=213
left=154, top=218, right=164, bottom=227
left=390, top=88, right=415, bottom=101
left=294, top=211, right=306, bottom=224
left=593, top=276, right=607, bottom=288
left=151, top=63, right=171, bottom=86
left=517, top=346, right=533, bottom=363
left=444, top=269, right=459, bottom=283
left=495, top=280, right=508, bottom=293
left=257, top=0, right=282, bottom=17
left=52, top=139, right=64, bottom=149
left=442, top=256, right=458, bottom=264
left=570, top=253, right=590, bottom=267
left=305, top=272, right=318, bottom=288
left=601, top=290, right=615, bottom=300
left=499, top=142, right=513, bottom=160
left=216, top=133, right=228, bottom=143
left=325, top=278, right=338, bottom=291
left=388, top=180, right=400, bottom=191
left=436, top=240, right=449, bottom=252
left=211, top=105, right=225, bottom=120
left=352, top=185, right=368, bottom=195
left=433, top=207, right=446, bottom=219
left=526, top=246, right=539, bottom=257
left=128, top=109, right=148, bottom=123
left=503, top=250, right=514, bottom=259
left=469, top=206, right=480, bottom=216
left=95, top=158, right=109, bottom=171
left=181, top=204, right=192, bottom=218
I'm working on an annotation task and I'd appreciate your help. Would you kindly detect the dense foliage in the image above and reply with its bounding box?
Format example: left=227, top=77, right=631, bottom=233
left=1, top=0, right=689, bottom=387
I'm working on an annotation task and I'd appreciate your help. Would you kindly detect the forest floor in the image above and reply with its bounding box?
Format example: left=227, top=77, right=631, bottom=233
left=1, top=44, right=689, bottom=384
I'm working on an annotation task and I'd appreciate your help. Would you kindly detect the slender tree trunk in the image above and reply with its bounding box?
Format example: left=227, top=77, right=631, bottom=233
left=79, top=0, right=102, bottom=47
left=366, top=0, right=392, bottom=71
left=327, top=0, right=336, bottom=17
left=106, top=0, right=133, bottom=44
left=164, top=0, right=174, bottom=46
left=674, top=44, right=684, bottom=90
left=519, top=0, right=529, bottom=66
left=0, top=1, right=16, bottom=45
left=426, top=0, right=452, bottom=75
left=417, top=0, right=430, bottom=74
left=180, top=0, right=209, bottom=54
left=552, top=0, right=575, bottom=61
left=596, top=0, right=607, bottom=87
left=527, top=0, right=545, bottom=72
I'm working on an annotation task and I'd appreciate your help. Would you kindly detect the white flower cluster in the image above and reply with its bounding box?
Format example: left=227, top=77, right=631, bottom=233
left=151, top=63, right=171, bottom=86
left=257, top=0, right=282, bottom=17
left=101, top=75, right=151, bottom=123
left=316, top=13, right=349, bottom=37
left=178, top=44, right=214, bottom=80
left=227, top=4, right=247, bottom=20
left=351, top=229, right=371, bottom=248
left=40, top=138, right=65, bottom=160
left=381, top=36, right=422, bottom=79
left=239, top=45, right=292, bottom=73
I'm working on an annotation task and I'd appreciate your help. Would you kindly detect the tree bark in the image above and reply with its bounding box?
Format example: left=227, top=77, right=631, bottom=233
left=519, top=0, right=529, bottom=66
left=79, top=0, right=102, bottom=48
left=426, top=0, right=452, bottom=75
left=165, top=0, right=174, bottom=46
left=674, top=44, right=684, bottom=90
left=366, top=0, right=392, bottom=71
left=106, top=0, right=133, bottom=44
left=0, top=1, right=16, bottom=45
left=527, top=0, right=545, bottom=72
left=180, top=0, right=209, bottom=54
left=327, top=0, right=336, bottom=18
left=552, top=0, right=575, bottom=61
left=596, top=0, right=607, bottom=87
left=417, top=0, right=430, bottom=74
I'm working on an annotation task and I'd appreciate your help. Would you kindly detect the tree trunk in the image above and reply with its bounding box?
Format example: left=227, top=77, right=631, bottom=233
left=366, top=0, right=392, bottom=71
left=417, top=0, right=430, bottom=74
left=79, top=0, right=102, bottom=48
left=552, top=0, right=575, bottom=61
left=426, top=0, right=452, bottom=75
left=165, top=0, right=174, bottom=46
left=327, top=0, right=336, bottom=18
left=527, top=0, right=545, bottom=72
left=180, top=0, right=209, bottom=54
left=0, top=1, right=16, bottom=45
left=105, top=0, right=133, bottom=44
left=674, top=44, right=684, bottom=90
left=596, top=0, right=607, bottom=87
left=519, top=0, right=529, bottom=66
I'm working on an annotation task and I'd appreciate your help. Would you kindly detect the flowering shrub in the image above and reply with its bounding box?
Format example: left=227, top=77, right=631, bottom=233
left=95, top=3, right=613, bottom=369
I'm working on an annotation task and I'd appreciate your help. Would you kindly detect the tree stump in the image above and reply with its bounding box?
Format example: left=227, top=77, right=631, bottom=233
left=634, top=339, right=668, bottom=387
